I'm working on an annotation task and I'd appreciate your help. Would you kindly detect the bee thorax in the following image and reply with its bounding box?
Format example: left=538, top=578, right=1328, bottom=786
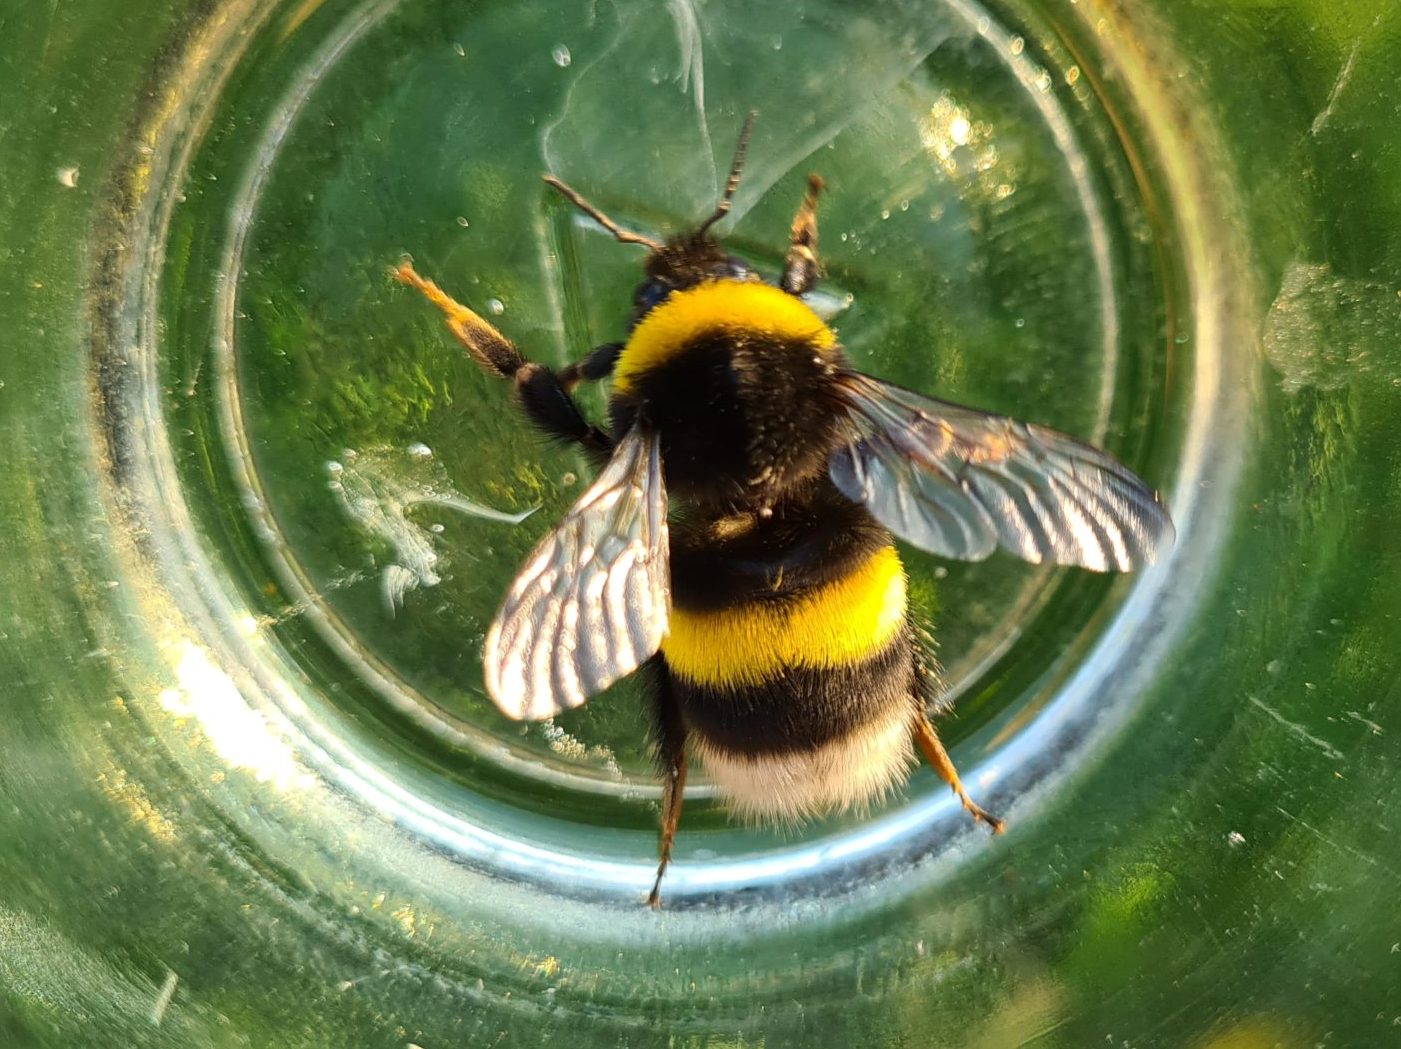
left=612, top=334, right=843, bottom=504
left=607, top=278, right=845, bottom=506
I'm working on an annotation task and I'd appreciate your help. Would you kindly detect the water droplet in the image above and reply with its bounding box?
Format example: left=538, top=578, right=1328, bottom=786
left=771, top=35, right=783, bottom=50
left=430, top=523, right=445, bottom=534
left=1009, top=35, right=1025, bottom=56
left=487, top=298, right=505, bottom=315
left=899, top=199, right=910, bottom=212
left=57, top=166, right=79, bottom=188
left=1227, top=831, right=1246, bottom=847
left=880, top=208, right=891, bottom=220
left=407, top=442, right=433, bottom=461
left=551, top=44, right=572, bottom=67
left=326, top=461, right=344, bottom=475
left=1014, top=318, right=1026, bottom=328
left=561, top=472, right=577, bottom=486
left=453, top=43, right=465, bottom=57
left=456, top=216, right=470, bottom=228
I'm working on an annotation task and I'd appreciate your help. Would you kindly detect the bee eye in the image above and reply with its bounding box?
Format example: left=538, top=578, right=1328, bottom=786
left=635, top=282, right=671, bottom=313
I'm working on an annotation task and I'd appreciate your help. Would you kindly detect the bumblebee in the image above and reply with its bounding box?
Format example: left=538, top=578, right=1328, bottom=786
left=394, top=114, right=1174, bottom=906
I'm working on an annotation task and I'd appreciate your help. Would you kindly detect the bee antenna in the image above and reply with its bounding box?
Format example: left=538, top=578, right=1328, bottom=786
left=542, top=175, right=663, bottom=251
left=696, top=110, right=757, bottom=238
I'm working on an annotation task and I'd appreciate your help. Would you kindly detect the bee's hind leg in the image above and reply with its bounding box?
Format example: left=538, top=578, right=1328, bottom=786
left=648, top=748, right=688, bottom=909
left=392, top=261, right=612, bottom=456
left=913, top=713, right=1006, bottom=834
left=647, top=665, right=690, bottom=908
left=780, top=174, right=825, bottom=295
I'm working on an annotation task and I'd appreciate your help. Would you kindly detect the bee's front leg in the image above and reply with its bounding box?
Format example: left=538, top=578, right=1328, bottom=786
left=393, top=261, right=612, bottom=456
left=780, top=174, right=825, bottom=296
left=557, top=341, right=623, bottom=391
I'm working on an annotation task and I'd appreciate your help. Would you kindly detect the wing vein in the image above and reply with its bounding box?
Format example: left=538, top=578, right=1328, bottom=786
left=482, top=427, right=670, bottom=719
left=829, top=371, right=1173, bottom=570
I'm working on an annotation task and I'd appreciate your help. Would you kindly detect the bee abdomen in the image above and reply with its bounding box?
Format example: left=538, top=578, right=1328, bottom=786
left=668, top=641, right=920, bottom=824
left=662, top=545, right=907, bottom=685
left=660, top=545, right=921, bottom=822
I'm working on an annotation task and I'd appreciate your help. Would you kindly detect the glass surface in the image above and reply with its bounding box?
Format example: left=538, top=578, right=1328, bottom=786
left=2, top=0, right=1399, bottom=1044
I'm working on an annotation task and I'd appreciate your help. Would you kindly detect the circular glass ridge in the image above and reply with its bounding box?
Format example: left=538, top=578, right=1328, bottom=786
left=87, top=0, right=1245, bottom=920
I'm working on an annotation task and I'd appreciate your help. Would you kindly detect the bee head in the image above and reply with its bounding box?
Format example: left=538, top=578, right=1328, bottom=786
left=631, top=236, right=752, bottom=324
left=544, top=112, right=761, bottom=326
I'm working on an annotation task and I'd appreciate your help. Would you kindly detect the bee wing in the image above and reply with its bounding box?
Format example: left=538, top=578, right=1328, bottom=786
left=484, top=427, right=669, bottom=719
left=829, top=372, right=1173, bottom=571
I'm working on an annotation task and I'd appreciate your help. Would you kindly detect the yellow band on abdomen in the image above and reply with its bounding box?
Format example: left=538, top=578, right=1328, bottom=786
left=612, top=279, right=836, bottom=394
left=662, top=547, right=907, bottom=688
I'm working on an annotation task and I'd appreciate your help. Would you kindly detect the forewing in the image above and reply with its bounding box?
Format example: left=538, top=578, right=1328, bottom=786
left=484, top=427, right=669, bottom=719
left=829, top=372, right=1174, bottom=571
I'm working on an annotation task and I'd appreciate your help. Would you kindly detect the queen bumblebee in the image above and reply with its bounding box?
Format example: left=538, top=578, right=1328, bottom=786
left=395, top=114, right=1174, bottom=905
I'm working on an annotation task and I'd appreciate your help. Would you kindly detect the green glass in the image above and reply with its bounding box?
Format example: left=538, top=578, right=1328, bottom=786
left=3, top=0, right=1399, bottom=1045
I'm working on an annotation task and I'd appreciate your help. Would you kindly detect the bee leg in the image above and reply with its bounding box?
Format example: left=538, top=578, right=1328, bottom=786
left=648, top=749, right=688, bottom=909
left=913, top=713, right=1006, bottom=834
left=393, top=261, right=526, bottom=376
left=393, top=261, right=612, bottom=456
left=513, top=364, right=613, bottom=456
left=780, top=174, right=825, bottom=296
left=557, top=341, right=623, bottom=392
left=647, top=669, right=689, bottom=908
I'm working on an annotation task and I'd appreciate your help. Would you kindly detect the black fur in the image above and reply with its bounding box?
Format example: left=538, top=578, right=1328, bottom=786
left=644, top=658, right=689, bottom=774
left=513, top=363, right=613, bottom=457
left=666, top=628, right=918, bottom=756
left=609, top=329, right=845, bottom=506
left=558, top=341, right=623, bottom=388
left=668, top=485, right=891, bottom=610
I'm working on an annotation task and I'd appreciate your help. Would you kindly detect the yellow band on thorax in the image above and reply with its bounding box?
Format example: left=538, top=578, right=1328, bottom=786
left=661, top=546, right=907, bottom=688
left=612, top=279, right=836, bottom=394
